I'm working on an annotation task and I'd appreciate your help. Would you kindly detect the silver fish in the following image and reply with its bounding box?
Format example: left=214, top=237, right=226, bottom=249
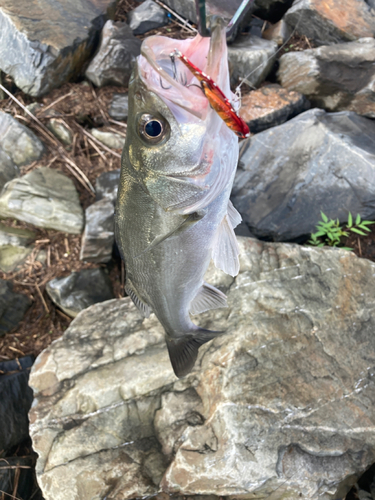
left=115, top=19, right=241, bottom=378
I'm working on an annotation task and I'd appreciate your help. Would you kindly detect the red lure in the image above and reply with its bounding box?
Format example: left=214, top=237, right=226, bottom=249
left=170, top=50, right=250, bottom=139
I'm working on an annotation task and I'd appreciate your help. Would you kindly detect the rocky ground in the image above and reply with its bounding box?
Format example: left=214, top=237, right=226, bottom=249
left=1, top=0, right=375, bottom=499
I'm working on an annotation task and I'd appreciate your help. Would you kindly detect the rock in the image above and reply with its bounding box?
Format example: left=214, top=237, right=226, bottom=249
left=128, top=0, right=168, bottom=35
left=95, top=169, right=120, bottom=202
left=0, top=0, right=118, bottom=97
left=0, top=167, right=84, bottom=234
left=0, top=223, right=35, bottom=247
left=253, top=0, right=294, bottom=22
left=0, top=356, right=34, bottom=454
left=262, top=19, right=291, bottom=45
left=231, top=108, right=375, bottom=241
left=0, top=111, right=44, bottom=166
left=85, top=20, right=142, bottom=88
left=0, top=149, right=19, bottom=194
left=90, top=128, right=125, bottom=149
left=47, top=118, right=73, bottom=145
left=0, top=245, right=33, bottom=273
left=80, top=199, right=115, bottom=263
left=239, top=84, right=310, bottom=133
left=228, top=35, right=278, bottom=88
left=109, top=93, right=128, bottom=121
left=161, top=0, right=247, bottom=24
left=30, top=237, right=375, bottom=499
left=0, top=280, right=31, bottom=336
left=278, top=37, right=375, bottom=119
left=46, top=268, right=114, bottom=318
left=284, top=0, right=375, bottom=46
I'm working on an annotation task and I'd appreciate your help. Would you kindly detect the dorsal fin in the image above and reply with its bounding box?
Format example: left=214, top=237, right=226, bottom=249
left=190, top=282, right=227, bottom=315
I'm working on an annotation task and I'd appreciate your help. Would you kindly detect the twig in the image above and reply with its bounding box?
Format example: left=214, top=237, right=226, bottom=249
left=56, top=309, right=71, bottom=321
left=0, top=466, right=32, bottom=470
left=153, top=0, right=197, bottom=32
left=107, top=126, right=127, bottom=138
left=358, top=237, right=362, bottom=257
left=41, top=91, right=74, bottom=113
left=108, top=118, right=127, bottom=128
left=86, top=136, right=106, bottom=161
left=47, top=246, right=51, bottom=267
left=7, top=346, right=25, bottom=356
left=35, top=284, right=49, bottom=314
left=78, top=126, right=122, bottom=158
left=0, top=489, right=22, bottom=500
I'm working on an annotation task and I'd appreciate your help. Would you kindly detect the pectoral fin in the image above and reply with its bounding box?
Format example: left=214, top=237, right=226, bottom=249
left=227, top=200, right=242, bottom=229
left=190, top=282, right=227, bottom=315
left=125, top=280, right=152, bottom=318
left=212, top=214, right=240, bottom=277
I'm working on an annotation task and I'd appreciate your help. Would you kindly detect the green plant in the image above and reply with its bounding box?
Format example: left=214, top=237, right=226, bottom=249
left=308, top=212, right=374, bottom=250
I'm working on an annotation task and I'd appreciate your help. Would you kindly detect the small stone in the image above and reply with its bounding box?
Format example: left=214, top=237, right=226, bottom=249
left=25, top=102, right=42, bottom=115
left=0, top=167, right=84, bottom=234
left=47, top=118, right=73, bottom=145
left=0, top=111, right=44, bottom=166
left=262, top=19, right=291, bottom=45
left=46, top=268, right=114, bottom=318
left=85, top=20, right=142, bottom=88
left=278, top=37, right=375, bottom=118
left=95, top=169, right=120, bottom=202
left=231, top=108, right=375, bottom=241
left=128, top=0, right=168, bottom=35
left=109, top=94, right=129, bottom=121
left=0, top=356, right=34, bottom=454
left=228, top=35, right=277, bottom=88
left=91, top=128, right=125, bottom=150
left=0, top=279, right=31, bottom=336
left=80, top=199, right=115, bottom=263
left=284, top=0, right=375, bottom=46
left=0, top=223, right=35, bottom=247
left=239, top=84, right=310, bottom=133
left=0, top=149, right=19, bottom=193
left=0, top=0, right=118, bottom=97
left=0, top=245, right=33, bottom=273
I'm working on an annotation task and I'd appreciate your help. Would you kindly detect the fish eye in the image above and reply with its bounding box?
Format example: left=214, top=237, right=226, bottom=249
left=138, top=114, right=169, bottom=145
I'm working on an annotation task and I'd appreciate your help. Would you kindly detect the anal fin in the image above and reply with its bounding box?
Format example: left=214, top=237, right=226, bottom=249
left=190, top=282, right=227, bottom=315
left=166, top=329, right=223, bottom=378
left=212, top=215, right=240, bottom=277
left=125, top=280, right=151, bottom=318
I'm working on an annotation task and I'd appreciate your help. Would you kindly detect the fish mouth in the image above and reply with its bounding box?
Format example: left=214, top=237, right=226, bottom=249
left=137, top=17, right=232, bottom=120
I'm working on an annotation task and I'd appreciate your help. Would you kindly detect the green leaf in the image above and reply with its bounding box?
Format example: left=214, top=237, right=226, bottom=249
left=359, top=220, right=375, bottom=226
left=341, top=247, right=353, bottom=251
left=341, top=231, right=349, bottom=237
left=313, top=230, right=327, bottom=237
left=347, top=212, right=353, bottom=227
left=321, top=212, right=328, bottom=223
left=355, top=214, right=361, bottom=225
left=358, top=224, right=371, bottom=232
left=350, top=227, right=367, bottom=236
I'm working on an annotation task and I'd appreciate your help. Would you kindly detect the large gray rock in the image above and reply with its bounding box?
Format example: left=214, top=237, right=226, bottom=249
left=85, top=20, right=142, bottom=88
left=0, top=223, right=36, bottom=272
left=0, top=279, right=31, bottom=336
left=46, top=268, right=114, bottom=318
left=284, top=0, right=375, bottom=46
left=232, top=109, right=375, bottom=241
left=278, top=37, right=375, bottom=118
left=0, top=0, right=117, bottom=97
left=30, top=237, right=375, bottom=500
left=0, top=149, right=19, bottom=193
left=161, top=0, right=246, bottom=24
left=0, top=111, right=44, bottom=167
left=95, top=169, right=120, bottom=203
left=0, top=167, right=84, bottom=234
left=128, top=0, right=168, bottom=35
left=108, top=93, right=128, bottom=121
left=0, top=356, right=34, bottom=454
left=80, top=199, right=115, bottom=263
left=228, top=35, right=277, bottom=88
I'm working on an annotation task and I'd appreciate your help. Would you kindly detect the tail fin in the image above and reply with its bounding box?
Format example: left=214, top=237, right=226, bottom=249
left=166, top=329, right=223, bottom=378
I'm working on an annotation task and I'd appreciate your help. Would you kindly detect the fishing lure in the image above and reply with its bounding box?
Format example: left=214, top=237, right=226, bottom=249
left=170, top=49, right=250, bottom=139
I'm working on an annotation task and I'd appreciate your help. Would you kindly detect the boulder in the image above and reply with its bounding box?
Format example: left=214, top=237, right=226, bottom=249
left=80, top=199, right=115, bottom=263
left=278, top=37, right=375, bottom=118
left=85, top=20, right=142, bottom=88
left=228, top=35, right=277, bottom=88
left=128, top=0, right=168, bottom=35
left=0, top=149, right=19, bottom=194
left=239, top=84, right=310, bottom=134
left=29, top=237, right=375, bottom=500
left=0, top=223, right=36, bottom=272
left=46, top=268, right=114, bottom=318
left=262, top=19, right=292, bottom=45
left=0, top=167, right=84, bottom=234
left=0, top=111, right=44, bottom=167
left=0, top=0, right=117, bottom=97
left=95, top=169, right=120, bottom=203
left=0, top=356, right=34, bottom=454
left=0, top=279, right=31, bottom=336
left=160, top=0, right=247, bottom=24
left=108, top=93, right=128, bottom=121
left=231, top=109, right=375, bottom=241
left=284, top=0, right=375, bottom=46
left=90, top=128, right=125, bottom=150
left=0, top=223, right=35, bottom=247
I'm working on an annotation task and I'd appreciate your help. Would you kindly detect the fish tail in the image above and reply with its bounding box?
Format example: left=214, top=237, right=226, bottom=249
left=166, top=329, right=223, bottom=378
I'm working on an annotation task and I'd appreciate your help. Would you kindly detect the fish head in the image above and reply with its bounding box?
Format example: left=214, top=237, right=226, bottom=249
left=123, top=18, right=239, bottom=213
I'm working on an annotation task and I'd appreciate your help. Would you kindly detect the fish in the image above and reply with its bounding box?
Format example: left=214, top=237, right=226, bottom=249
left=115, top=17, right=242, bottom=378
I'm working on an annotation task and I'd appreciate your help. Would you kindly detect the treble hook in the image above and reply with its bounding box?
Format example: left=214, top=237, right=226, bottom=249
left=194, top=0, right=255, bottom=39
